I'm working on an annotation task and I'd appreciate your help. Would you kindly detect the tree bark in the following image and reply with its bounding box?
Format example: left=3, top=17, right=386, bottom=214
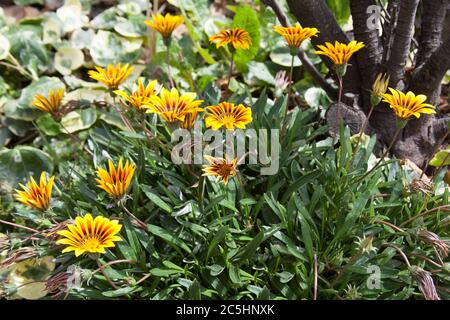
left=415, top=0, right=448, bottom=67
left=386, top=0, right=420, bottom=87
left=285, top=0, right=448, bottom=168
left=409, top=37, right=450, bottom=105
left=349, top=0, right=383, bottom=112
left=286, top=0, right=362, bottom=96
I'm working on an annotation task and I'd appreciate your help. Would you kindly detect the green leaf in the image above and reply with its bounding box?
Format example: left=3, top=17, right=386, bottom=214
left=231, top=230, right=264, bottom=263
left=231, top=5, right=261, bottom=70
left=8, top=29, right=49, bottom=78
left=114, top=16, right=147, bottom=38
left=54, top=47, right=84, bottom=75
left=326, top=0, right=351, bottom=26
left=142, top=186, right=173, bottom=213
left=13, top=0, right=44, bottom=5
left=35, top=114, right=62, bottom=136
left=228, top=265, right=241, bottom=284
left=333, top=191, right=371, bottom=244
left=0, top=33, right=11, bottom=60
left=147, top=224, right=191, bottom=253
left=218, top=199, right=239, bottom=213
left=102, top=286, right=140, bottom=297
left=270, top=47, right=302, bottom=67
left=429, top=148, right=450, bottom=167
left=150, top=268, right=183, bottom=277
left=207, top=226, right=228, bottom=260
left=246, top=62, right=275, bottom=85
left=277, top=271, right=294, bottom=284
left=60, top=109, right=97, bottom=133
left=43, top=17, right=62, bottom=45
left=298, top=211, right=314, bottom=263
left=90, top=30, right=143, bottom=66
left=281, top=170, right=320, bottom=203
left=189, top=279, right=201, bottom=300
left=207, top=264, right=225, bottom=276
left=0, top=146, right=54, bottom=192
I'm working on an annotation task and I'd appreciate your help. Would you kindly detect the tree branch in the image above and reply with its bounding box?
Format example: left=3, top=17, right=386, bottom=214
left=262, top=0, right=337, bottom=99
left=386, top=0, right=420, bottom=87
left=349, top=0, right=383, bottom=110
left=350, top=0, right=382, bottom=74
left=409, top=37, right=450, bottom=104
left=416, top=0, right=448, bottom=67
left=432, top=117, right=450, bottom=142
left=286, top=0, right=362, bottom=99
left=381, top=0, right=400, bottom=66
left=261, top=0, right=289, bottom=27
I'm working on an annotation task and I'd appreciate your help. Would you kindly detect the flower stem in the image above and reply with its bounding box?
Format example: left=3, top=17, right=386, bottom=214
left=286, top=54, right=295, bottom=119
left=281, top=54, right=295, bottom=136
left=95, top=258, right=119, bottom=289
left=226, top=50, right=235, bottom=91
left=337, top=75, right=343, bottom=128
left=360, top=126, right=402, bottom=180
left=5, top=53, right=37, bottom=80
left=166, top=42, right=175, bottom=88
left=122, top=204, right=147, bottom=230
left=112, top=95, right=135, bottom=132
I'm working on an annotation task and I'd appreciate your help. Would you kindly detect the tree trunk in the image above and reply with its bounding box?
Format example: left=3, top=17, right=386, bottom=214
left=284, top=0, right=449, bottom=168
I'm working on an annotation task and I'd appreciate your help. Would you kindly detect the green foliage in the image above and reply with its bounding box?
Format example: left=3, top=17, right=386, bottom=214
left=429, top=148, right=450, bottom=167
left=0, top=146, right=54, bottom=190
left=326, top=0, right=351, bottom=26
left=0, top=0, right=448, bottom=302
left=231, top=5, right=261, bottom=71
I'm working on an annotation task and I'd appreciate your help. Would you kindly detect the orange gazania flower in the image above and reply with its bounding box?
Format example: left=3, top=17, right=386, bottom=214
left=113, top=78, right=158, bottom=111
left=88, top=63, right=134, bottom=90
left=56, top=213, right=122, bottom=257
left=14, top=172, right=54, bottom=211
left=209, top=28, right=252, bottom=50
left=202, top=156, right=238, bottom=185
left=204, top=102, right=252, bottom=130
left=274, top=24, right=319, bottom=48
left=315, top=40, right=365, bottom=65
left=181, top=110, right=201, bottom=130
left=96, top=159, right=136, bottom=198
left=144, top=88, right=203, bottom=123
left=31, top=89, right=65, bottom=114
left=144, top=13, right=184, bottom=39
left=381, top=88, right=436, bottom=120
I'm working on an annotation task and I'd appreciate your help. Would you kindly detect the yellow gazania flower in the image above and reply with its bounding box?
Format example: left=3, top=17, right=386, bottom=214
left=181, top=110, right=201, bottom=130
left=381, top=88, right=436, bottom=120
left=31, top=88, right=65, bottom=114
left=14, top=172, right=54, bottom=211
left=209, top=28, right=252, bottom=50
left=96, top=159, right=136, bottom=198
left=113, top=78, right=158, bottom=111
left=273, top=24, right=319, bottom=48
left=372, top=73, right=390, bottom=96
left=88, top=63, right=134, bottom=90
left=144, top=88, right=203, bottom=123
left=371, top=73, right=390, bottom=106
left=315, top=40, right=365, bottom=65
left=144, top=13, right=184, bottom=39
left=204, top=102, right=253, bottom=130
left=202, top=156, right=238, bottom=185
left=56, top=213, right=122, bottom=257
